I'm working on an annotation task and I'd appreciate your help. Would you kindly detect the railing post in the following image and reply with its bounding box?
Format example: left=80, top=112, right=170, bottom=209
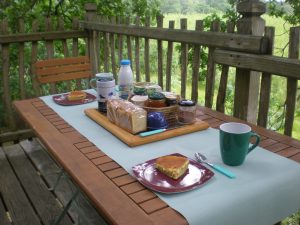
left=216, top=22, right=235, bottom=113
left=144, top=16, right=151, bottom=82
left=157, top=15, right=164, bottom=89
left=85, top=3, right=98, bottom=75
left=135, top=17, right=141, bottom=83
left=284, top=27, right=300, bottom=136
left=234, top=0, right=266, bottom=123
left=205, top=20, right=220, bottom=108
left=1, top=20, right=16, bottom=130
left=180, top=18, right=188, bottom=99
left=257, top=26, right=275, bottom=128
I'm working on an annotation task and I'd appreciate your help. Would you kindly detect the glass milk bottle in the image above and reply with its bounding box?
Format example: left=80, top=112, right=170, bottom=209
left=118, top=59, right=133, bottom=100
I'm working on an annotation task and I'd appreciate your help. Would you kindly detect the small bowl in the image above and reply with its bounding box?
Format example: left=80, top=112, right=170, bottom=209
left=147, top=112, right=168, bottom=130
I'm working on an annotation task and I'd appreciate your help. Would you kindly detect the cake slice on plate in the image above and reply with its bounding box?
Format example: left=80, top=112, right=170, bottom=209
left=155, top=155, right=189, bottom=180
left=67, top=91, right=86, bottom=101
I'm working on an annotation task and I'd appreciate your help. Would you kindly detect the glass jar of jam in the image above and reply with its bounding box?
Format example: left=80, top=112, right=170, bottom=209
left=147, top=92, right=166, bottom=108
left=165, top=93, right=178, bottom=106
left=133, top=85, right=146, bottom=95
left=178, top=100, right=196, bottom=124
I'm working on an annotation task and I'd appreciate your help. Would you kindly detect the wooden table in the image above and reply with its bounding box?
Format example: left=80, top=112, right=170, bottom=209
left=14, top=98, right=300, bottom=225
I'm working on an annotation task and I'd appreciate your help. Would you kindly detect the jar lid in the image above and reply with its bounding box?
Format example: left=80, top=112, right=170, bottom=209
left=131, top=95, right=148, bottom=102
left=120, top=59, right=131, bottom=65
left=148, top=92, right=165, bottom=100
left=165, top=94, right=177, bottom=101
left=178, top=100, right=196, bottom=106
left=133, top=85, right=146, bottom=95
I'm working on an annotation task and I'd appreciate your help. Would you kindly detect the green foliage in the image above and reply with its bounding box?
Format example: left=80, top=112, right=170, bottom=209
left=0, top=0, right=160, bottom=31
left=124, top=0, right=161, bottom=22
left=160, top=0, right=232, bottom=14
left=204, top=0, right=230, bottom=12
left=202, top=13, right=227, bottom=31
left=222, top=0, right=240, bottom=23
left=195, top=3, right=215, bottom=14
left=170, top=0, right=240, bottom=86
left=267, top=0, right=300, bottom=25
left=174, top=12, right=229, bottom=83
left=160, top=0, right=181, bottom=14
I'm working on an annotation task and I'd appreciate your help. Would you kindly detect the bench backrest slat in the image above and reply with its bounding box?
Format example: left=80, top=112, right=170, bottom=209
left=35, top=56, right=92, bottom=84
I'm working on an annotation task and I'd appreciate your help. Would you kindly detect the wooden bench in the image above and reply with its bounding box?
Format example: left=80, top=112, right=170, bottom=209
left=0, top=139, right=107, bottom=225
left=0, top=55, right=95, bottom=155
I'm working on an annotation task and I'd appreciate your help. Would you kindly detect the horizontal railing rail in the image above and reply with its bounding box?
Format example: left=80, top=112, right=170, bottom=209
left=79, top=21, right=268, bottom=54
left=0, top=30, right=87, bottom=44
left=214, top=49, right=300, bottom=79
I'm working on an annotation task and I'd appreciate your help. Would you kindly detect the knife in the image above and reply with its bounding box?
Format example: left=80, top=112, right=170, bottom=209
left=139, top=129, right=166, bottom=137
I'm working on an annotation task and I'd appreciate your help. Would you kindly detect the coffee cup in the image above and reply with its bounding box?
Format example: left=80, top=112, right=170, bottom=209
left=90, top=73, right=115, bottom=112
left=90, top=73, right=114, bottom=89
left=219, top=122, right=260, bottom=166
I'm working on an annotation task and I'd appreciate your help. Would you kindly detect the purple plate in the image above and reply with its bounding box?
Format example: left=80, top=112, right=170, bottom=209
left=132, top=153, right=214, bottom=194
left=52, top=92, right=96, bottom=106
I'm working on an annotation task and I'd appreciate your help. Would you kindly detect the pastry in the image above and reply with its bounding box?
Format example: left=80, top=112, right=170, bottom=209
left=67, top=91, right=86, bottom=101
left=155, top=155, right=189, bottom=180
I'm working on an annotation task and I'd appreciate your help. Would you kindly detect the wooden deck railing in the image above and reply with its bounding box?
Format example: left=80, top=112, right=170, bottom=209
left=0, top=17, right=87, bottom=131
left=1, top=1, right=300, bottom=140
left=81, top=3, right=300, bottom=137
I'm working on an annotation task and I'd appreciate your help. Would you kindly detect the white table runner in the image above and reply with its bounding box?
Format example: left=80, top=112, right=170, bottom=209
left=41, top=90, right=300, bottom=225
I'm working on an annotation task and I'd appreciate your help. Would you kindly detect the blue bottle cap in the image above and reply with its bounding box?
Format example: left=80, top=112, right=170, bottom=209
left=120, top=59, right=131, bottom=65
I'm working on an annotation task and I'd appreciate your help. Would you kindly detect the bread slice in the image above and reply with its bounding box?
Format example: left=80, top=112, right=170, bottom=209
left=67, top=91, right=86, bottom=101
left=155, top=155, right=189, bottom=180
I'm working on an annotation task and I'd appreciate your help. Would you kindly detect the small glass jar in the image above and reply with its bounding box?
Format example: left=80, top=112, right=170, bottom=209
left=165, top=93, right=178, bottom=106
left=147, top=92, right=166, bottom=108
left=131, top=95, right=148, bottom=107
left=133, top=85, right=146, bottom=95
left=178, top=100, right=196, bottom=124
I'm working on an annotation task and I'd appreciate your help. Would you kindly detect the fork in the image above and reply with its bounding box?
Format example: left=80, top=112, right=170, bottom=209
left=195, top=152, right=236, bottom=179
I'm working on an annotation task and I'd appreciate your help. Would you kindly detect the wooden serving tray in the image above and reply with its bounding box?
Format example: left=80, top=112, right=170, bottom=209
left=84, top=108, right=209, bottom=147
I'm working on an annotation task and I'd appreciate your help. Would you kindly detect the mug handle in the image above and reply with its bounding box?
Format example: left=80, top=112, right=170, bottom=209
left=90, top=78, right=97, bottom=89
left=248, top=132, right=260, bottom=153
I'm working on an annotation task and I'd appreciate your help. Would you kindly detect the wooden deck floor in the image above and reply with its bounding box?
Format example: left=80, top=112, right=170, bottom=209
left=0, top=138, right=107, bottom=225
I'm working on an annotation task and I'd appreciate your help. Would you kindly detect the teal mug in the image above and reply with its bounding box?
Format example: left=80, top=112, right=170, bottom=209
left=219, top=122, right=260, bottom=166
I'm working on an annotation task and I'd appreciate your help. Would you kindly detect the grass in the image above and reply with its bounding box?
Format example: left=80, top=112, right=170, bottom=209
left=282, top=212, right=300, bottom=225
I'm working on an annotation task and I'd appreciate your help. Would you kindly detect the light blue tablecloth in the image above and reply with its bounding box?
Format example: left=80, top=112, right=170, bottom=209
left=41, top=90, right=300, bottom=225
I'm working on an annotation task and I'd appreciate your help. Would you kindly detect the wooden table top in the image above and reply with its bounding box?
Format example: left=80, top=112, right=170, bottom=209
left=14, top=98, right=300, bottom=225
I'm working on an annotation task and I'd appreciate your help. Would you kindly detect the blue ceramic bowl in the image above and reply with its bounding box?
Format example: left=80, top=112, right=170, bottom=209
left=147, top=112, right=168, bottom=130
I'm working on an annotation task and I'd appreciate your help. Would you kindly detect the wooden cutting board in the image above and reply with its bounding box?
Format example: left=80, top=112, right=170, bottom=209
left=84, top=108, right=209, bottom=147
